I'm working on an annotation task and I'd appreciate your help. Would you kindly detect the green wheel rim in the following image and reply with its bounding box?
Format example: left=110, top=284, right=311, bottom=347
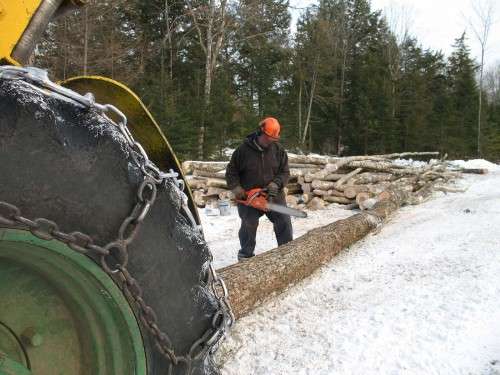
left=0, top=228, right=147, bottom=375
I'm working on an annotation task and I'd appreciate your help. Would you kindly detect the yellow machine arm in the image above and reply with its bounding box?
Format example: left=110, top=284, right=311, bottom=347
left=0, top=0, right=200, bottom=224
left=0, top=0, right=86, bottom=65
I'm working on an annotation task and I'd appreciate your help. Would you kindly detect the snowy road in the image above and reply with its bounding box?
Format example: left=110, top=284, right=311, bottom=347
left=203, top=161, right=500, bottom=375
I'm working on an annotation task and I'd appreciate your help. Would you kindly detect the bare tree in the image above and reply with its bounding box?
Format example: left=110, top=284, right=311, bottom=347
left=484, top=63, right=500, bottom=103
left=297, top=68, right=303, bottom=143
left=159, top=0, right=184, bottom=117
left=466, top=0, right=496, bottom=156
left=83, top=6, right=89, bottom=75
left=382, top=3, right=414, bottom=124
left=187, top=0, right=229, bottom=159
left=301, top=55, right=318, bottom=149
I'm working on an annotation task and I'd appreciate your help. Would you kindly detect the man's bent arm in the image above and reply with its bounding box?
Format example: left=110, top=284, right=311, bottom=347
left=273, top=149, right=290, bottom=189
left=225, top=148, right=241, bottom=190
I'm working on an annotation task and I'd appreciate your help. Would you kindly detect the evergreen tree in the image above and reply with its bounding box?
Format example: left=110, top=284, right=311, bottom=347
left=231, top=0, right=291, bottom=136
left=483, top=64, right=500, bottom=159
left=446, top=32, right=479, bottom=157
left=32, top=1, right=499, bottom=160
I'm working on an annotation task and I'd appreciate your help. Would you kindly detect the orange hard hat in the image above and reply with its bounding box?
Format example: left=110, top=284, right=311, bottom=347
left=259, top=117, right=281, bottom=139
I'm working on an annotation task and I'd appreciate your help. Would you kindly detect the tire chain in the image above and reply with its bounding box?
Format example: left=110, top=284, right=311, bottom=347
left=0, top=66, right=234, bottom=374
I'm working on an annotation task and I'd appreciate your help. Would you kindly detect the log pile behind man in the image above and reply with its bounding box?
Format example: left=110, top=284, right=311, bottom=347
left=182, top=151, right=482, bottom=211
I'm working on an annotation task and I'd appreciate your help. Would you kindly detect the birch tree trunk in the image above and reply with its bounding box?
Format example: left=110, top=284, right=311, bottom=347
left=189, top=0, right=228, bottom=159
left=298, top=77, right=303, bottom=142
left=83, top=7, right=89, bottom=75
left=337, top=37, right=347, bottom=155
left=301, top=56, right=319, bottom=147
left=467, top=0, right=494, bottom=157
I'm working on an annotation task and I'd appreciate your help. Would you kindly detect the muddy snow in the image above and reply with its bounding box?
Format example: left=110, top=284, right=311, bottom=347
left=200, top=160, right=500, bottom=375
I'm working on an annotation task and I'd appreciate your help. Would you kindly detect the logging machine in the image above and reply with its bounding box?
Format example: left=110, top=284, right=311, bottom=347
left=0, top=1, right=233, bottom=374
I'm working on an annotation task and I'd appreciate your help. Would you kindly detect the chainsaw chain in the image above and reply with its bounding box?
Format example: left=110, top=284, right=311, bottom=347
left=0, top=66, right=234, bottom=374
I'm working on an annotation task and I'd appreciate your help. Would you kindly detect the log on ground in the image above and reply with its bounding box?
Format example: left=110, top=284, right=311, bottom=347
left=323, top=196, right=353, bottom=204
left=193, top=169, right=226, bottom=179
left=288, top=154, right=338, bottom=165
left=460, top=168, right=488, bottom=174
left=182, top=161, right=229, bottom=174
left=205, top=178, right=228, bottom=188
left=218, top=189, right=409, bottom=319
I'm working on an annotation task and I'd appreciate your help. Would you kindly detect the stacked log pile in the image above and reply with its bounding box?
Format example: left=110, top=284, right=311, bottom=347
left=182, top=152, right=474, bottom=210
left=181, top=156, right=326, bottom=207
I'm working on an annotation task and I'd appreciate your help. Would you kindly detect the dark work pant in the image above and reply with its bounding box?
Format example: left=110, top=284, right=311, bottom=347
left=237, top=201, right=293, bottom=259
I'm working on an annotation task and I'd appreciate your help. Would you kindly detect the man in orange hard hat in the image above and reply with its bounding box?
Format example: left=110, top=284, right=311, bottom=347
left=226, top=117, right=293, bottom=261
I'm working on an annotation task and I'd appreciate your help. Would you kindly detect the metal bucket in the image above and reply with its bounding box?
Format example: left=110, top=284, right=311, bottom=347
left=218, top=199, right=231, bottom=216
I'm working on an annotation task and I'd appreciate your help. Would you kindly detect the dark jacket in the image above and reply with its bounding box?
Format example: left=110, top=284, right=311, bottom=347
left=225, top=132, right=290, bottom=192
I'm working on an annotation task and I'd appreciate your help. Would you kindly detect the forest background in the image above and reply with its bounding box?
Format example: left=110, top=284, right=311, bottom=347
left=35, top=0, right=500, bottom=161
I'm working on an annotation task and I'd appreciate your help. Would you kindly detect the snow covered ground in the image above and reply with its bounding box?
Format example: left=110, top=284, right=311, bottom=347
left=201, top=160, right=500, bottom=375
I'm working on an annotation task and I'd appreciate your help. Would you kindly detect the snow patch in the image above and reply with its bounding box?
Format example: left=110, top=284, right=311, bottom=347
left=200, top=164, right=500, bottom=374
left=392, top=158, right=429, bottom=168
left=449, top=159, right=500, bottom=171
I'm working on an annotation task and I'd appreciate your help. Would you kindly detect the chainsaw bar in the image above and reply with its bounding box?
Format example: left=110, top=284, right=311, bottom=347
left=267, top=202, right=308, bottom=218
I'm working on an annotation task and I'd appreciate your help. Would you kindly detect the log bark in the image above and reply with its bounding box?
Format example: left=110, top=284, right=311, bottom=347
left=297, top=177, right=312, bottom=194
left=218, top=188, right=410, bottom=319
left=312, top=189, right=346, bottom=197
left=358, top=184, right=414, bottom=209
left=342, top=203, right=359, bottom=210
left=460, top=168, right=488, bottom=174
left=300, top=193, right=313, bottom=204
left=344, top=161, right=436, bottom=177
left=218, top=190, right=234, bottom=200
left=288, top=154, right=338, bottom=165
left=331, top=156, right=388, bottom=170
left=306, top=197, right=327, bottom=210
left=193, top=169, right=226, bottom=179
left=303, top=164, right=342, bottom=181
left=350, top=172, right=393, bottom=185
left=346, top=160, right=395, bottom=171
left=206, top=187, right=227, bottom=197
left=373, top=151, right=439, bottom=159
left=290, top=168, right=320, bottom=178
left=206, top=178, right=227, bottom=188
left=285, top=183, right=302, bottom=195
left=355, top=192, right=372, bottom=210
left=305, top=172, right=345, bottom=183
left=433, top=184, right=467, bottom=193
left=185, top=176, right=208, bottom=190
left=331, top=152, right=439, bottom=171
left=311, top=180, right=337, bottom=191
left=286, top=195, right=299, bottom=208
left=289, top=152, right=439, bottom=169
left=334, top=167, right=363, bottom=189
left=182, top=152, right=439, bottom=174
left=289, top=163, right=324, bottom=169
left=182, top=161, right=228, bottom=174
left=343, top=183, right=391, bottom=199
left=344, top=185, right=369, bottom=199
left=406, top=182, right=441, bottom=205
left=323, top=196, right=353, bottom=204
left=192, top=190, right=206, bottom=207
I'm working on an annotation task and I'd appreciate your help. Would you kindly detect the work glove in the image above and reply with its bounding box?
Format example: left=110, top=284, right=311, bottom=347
left=266, top=181, right=279, bottom=198
left=232, top=185, right=247, bottom=200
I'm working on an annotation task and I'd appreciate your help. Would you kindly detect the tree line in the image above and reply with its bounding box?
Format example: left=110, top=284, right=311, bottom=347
left=35, top=0, right=500, bottom=160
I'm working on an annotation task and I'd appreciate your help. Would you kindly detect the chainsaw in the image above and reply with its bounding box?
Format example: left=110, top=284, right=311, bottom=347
left=237, top=188, right=307, bottom=218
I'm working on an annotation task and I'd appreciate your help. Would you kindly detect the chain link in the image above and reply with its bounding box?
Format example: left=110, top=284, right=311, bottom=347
left=0, top=66, right=234, bottom=374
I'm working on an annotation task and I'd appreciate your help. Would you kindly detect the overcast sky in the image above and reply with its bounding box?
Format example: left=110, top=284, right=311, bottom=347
left=289, top=0, right=500, bottom=69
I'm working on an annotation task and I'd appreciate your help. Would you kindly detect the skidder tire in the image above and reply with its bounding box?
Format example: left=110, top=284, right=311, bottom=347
left=0, top=78, right=221, bottom=375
